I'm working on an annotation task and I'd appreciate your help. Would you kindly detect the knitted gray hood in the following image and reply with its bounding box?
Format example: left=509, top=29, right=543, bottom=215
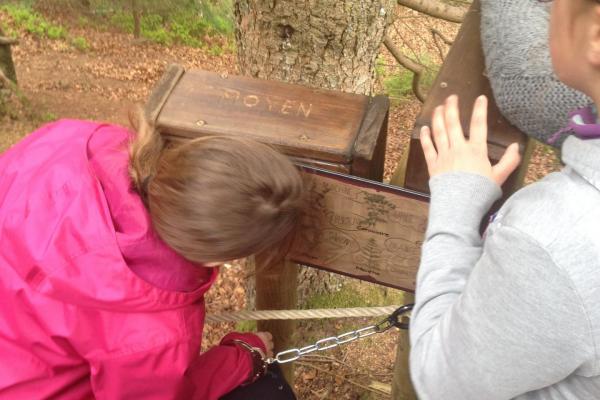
left=481, top=0, right=591, bottom=146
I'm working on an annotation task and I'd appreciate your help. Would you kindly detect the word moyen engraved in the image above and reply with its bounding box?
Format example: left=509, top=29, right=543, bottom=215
left=221, top=88, right=314, bottom=118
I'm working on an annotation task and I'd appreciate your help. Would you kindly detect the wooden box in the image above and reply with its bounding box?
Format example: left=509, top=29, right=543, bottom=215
left=146, top=66, right=390, bottom=181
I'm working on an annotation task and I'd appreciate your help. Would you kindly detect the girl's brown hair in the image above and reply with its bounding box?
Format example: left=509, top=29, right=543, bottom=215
left=128, top=107, right=305, bottom=264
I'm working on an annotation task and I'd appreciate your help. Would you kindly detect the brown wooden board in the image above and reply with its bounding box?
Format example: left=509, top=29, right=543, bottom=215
left=352, top=95, right=389, bottom=181
left=155, top=69, right=370, bottom=164
left=289, top=165, right=429, bottom=292
left=404, top=0, right=529, bottom=198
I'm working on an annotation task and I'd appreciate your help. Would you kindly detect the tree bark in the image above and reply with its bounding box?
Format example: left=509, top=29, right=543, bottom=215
left=235, top=0, right=395, bottom=95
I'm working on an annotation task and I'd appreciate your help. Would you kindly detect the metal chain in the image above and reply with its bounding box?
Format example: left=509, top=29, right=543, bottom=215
left=266, top=304, right=414, bottom=365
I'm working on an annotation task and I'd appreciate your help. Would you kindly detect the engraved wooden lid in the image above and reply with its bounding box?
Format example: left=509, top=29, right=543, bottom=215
left=153, top=69, right=370, bottom=163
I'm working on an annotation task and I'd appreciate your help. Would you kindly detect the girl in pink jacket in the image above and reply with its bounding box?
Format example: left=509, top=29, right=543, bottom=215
left=0, top=111, right=304, bottom=399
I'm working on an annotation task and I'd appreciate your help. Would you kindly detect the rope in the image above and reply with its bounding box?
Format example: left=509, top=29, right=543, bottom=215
left=206, top=305, right=400, bottom=323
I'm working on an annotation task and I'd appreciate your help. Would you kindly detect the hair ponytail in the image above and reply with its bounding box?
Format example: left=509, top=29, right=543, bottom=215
left=128, top=106, right=165, bottom=199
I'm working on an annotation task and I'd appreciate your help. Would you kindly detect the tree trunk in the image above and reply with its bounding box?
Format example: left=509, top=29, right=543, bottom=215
left=132, top=0, right=141, bottom=39
left=235, top=0, right=395, bottom=388
left=0, top=27, right=17, bottom=84
left=235, top=0, right=395, bottom=95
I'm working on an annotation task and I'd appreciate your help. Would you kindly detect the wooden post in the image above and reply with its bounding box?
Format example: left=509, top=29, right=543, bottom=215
left=392, top=291, right=416, bottom=400
left=389, top=158, right=417, bottom=400
left=255, top=255, right=298, bottom=384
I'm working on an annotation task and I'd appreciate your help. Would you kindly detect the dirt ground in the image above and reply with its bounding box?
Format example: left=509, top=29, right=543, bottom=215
left=0, top=5, right=561, bottom=400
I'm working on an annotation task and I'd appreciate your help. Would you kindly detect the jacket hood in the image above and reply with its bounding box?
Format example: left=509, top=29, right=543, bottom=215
left=0, top=120, right=216, bottom=313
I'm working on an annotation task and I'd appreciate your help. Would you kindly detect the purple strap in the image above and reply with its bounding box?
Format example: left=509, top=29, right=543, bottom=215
left=548, top=106, right=600, bottom=145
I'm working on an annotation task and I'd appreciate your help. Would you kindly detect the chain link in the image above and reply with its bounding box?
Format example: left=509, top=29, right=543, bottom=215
left=266, top=304, right=414, bottom=365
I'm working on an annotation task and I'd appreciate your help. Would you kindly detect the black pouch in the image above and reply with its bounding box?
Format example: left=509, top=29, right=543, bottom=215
left=220, top=364, right=296, bottom=400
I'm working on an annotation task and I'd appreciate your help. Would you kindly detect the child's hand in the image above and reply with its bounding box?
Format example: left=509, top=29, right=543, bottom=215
left=420, top=95, right=521, bottom=187
left=255, top=331, right=274, bottom=358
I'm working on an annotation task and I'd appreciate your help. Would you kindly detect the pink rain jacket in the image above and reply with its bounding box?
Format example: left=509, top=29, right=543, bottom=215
left=0, top=120, right=264, bottom=399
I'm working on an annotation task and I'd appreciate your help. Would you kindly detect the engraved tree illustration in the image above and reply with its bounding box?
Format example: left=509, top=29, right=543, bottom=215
left=354, top=238, right=384, bottom=275
left=295, top=178, right=333, bottom=252
left=358, top=192, right=396, bottom=230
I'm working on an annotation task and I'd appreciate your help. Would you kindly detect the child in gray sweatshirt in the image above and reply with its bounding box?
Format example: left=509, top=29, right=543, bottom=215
left=410, top=1, right=600, bottom=399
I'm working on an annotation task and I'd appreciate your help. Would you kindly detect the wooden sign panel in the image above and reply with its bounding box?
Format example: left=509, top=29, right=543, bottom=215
left=289, top=166, right=429, bottom=292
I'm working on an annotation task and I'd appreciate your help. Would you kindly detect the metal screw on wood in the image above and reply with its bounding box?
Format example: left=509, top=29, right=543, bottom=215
left=220, top=72, right=228, bottom=79
left=196, top=120, right=206, bottom=127
left=299, top=134, right=310, bottom=141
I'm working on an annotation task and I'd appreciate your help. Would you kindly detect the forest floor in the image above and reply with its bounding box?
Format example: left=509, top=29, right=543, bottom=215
left=0, top=5, right=562, bottom=400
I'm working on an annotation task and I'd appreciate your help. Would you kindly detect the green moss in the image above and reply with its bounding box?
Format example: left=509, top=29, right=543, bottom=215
left=71, top=36, right=89, bottom=51
left=1, top=4, right=68, bottom=40
left=376, top=54, right=441, bottom=104
left=0, top=1, right=235, bottom=50
left=297, top=282, right=407, bottom=346
left=46, top=25, right=67, bottom=39
left=98, top=0, right=233, bottom=48
left=39, top=111, right=57, bottom=122
left=303, top=281, right=405, bottom=310
left=208, top=45, right=223, bottom=57
left=235, top=320, right=257, bottom=333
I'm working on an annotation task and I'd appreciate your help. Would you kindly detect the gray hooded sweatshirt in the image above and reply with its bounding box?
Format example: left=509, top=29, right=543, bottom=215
left=410, top=135, right=600, bottom=399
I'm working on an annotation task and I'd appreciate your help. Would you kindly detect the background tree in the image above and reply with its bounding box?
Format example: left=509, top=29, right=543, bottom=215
left=0, top=26, right=17, bottom=83
left=0, top=25, right=18, bottom=119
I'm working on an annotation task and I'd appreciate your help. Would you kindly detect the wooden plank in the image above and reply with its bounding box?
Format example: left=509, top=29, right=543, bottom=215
left=289, top=166, right=429, bottom=292
left=155, top=69, right=370, bottom=163
left=290, top=156, right=351, bottom=174
left=389, top=152, right=417, bottom=400
left=352, top=95, right=390, bottom=180
left=404, top=0, right=529, bottom=198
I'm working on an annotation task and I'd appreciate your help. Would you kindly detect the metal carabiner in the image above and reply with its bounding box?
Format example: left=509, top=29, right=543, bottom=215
left=388, top=303, right=414, bottom=330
